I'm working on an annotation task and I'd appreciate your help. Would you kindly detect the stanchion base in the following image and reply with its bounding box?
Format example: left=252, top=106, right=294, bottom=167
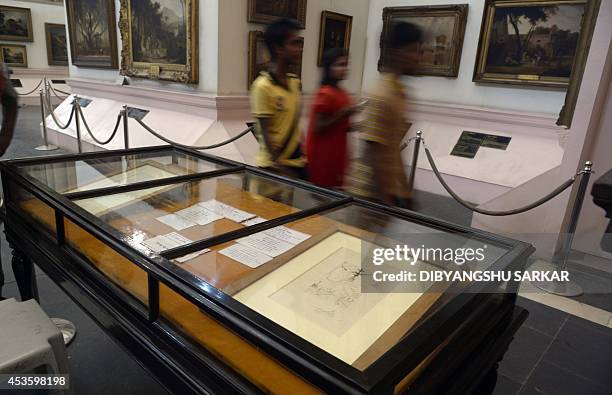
left=532, top=280, right=583, bottom=297
left=35, top=144, right=59, bottom=151
left=51, top=318, right=77, bottom=346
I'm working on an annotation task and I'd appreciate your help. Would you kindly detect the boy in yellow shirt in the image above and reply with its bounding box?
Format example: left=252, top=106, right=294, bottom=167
left=250, top=19, right=307, bottom=180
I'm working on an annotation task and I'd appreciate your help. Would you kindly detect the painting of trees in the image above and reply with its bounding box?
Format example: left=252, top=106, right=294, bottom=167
left=130, top=0, right=186, bottom=64
left=75, top=0, right=109, bottom=55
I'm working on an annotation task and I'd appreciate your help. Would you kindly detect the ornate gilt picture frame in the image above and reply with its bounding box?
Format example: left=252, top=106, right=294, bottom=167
left=1, top=44, right=28, bottom=68
left=66, top=0, right=118, bottom=69
left=378, top=5, right=468, bottom=77
left=474, top=0, right=591, bottom=88
left=119, top=0, right=198, bottom=83
left=248, top=30, right=303, bottom=90
left=247, top=0, right=307, bottom=29
left=0, top=6, right=34, bottom=42
left=317, top=11, right=353, bottom=67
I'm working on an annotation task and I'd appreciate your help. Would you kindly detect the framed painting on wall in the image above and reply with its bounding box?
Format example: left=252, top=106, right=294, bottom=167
left=317, top=11, right=352, bottom=67
left=0, top=6, right=34, bottom=42
left=1, top=45, right=28, bottom=68
left=66, top=0, right=118, bottom=68
left=248, top=0, right=307, bottom=29
left=474, top=0, right=594, bottom=88
left=248, top=30, right=303, bottom=90
left=378, top=5, right=468, bottom=77
left=45, top=23, right=68, bottom=66
left=119, top=0, right=199, bottom=83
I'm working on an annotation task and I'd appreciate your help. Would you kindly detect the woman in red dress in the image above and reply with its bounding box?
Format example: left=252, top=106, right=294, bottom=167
left=306, top=48, right=363, bottom=188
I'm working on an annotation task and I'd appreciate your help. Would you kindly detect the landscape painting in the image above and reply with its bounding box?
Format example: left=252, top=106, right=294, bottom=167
left=475, top=0, right=588, bottom=87
left=0, top=6, right=33, bottom=42
left=317, top=11, right=352, bottom=66
left=378, top=5, right=468, bottom=77
left=248, top=0, right=307, bottom=29
left=249, top=30, right=303, bottom=89
left=45, top=23, right=68, bottom=66
left=120, top=0, right=198, bottom=83
left=1, top=45, right=28, bottom=68
left=66, top=0, right=118, bottom=68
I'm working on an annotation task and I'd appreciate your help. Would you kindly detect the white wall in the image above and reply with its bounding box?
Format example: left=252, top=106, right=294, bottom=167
left=363, top=0, right=567, bottom=115
left=0, top=0, right=67, bottom=69
left=67, top=0, right=219, bottom=93
left=218, top=0, right=370, bottom=95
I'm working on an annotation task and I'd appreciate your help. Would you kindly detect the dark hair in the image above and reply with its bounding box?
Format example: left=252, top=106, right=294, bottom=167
left=321, top=48, right=348, bottom=87
left=386, top=21, right=422, bottom=49
left=264, top=18, right=300, bottom=60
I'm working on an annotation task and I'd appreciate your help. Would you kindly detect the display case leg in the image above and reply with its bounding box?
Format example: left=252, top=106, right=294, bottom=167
left=11, top=245, right=39, bottom=302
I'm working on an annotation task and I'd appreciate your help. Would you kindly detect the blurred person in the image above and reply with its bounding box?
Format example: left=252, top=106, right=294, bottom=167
left=250, top=19, right=307, bottom=180
left=0, top=63, right=19, bottom=299
left=306, top=48, right=365, bottom=188
left=346, top=22, right=422, bottom=207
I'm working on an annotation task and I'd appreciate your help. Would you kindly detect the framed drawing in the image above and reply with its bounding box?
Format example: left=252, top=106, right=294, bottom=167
left=0, top=6, right=33, bottom=42
left=317, top=11, right=352, bottom=67
left=247, top=0, right=307, bottom=29
left=474, top=0, right=591, bottom=88
left=1, top=45, right=28, bottom=68
left=45, top=23, right=68, bottom=66
left=378, top=5, right=468, bottom=77
left=119, top=0, right=199, bottom=83
left=66, top=0, right=118, bottom=69
left=248, top=30, right=303, bottom=89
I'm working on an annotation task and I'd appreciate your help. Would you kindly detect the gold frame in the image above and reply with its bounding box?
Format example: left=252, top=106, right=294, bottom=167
left=317, top=11, right=353, bottom=67
left=378, top=5, right=468, bottom=77
left=474, top=0, right=591, bottom=88
left=119, top=0, right=199, bottom=83
left=66, top=0, right=118, bottom=69
left=0, top=6, right=34, bottom=42
left=247, top=0, right=307, bottom=29
left=1, top=44, right=28, bottom=68
left=248, top=30, right=304, bottom=90
left=45, top=23, right=68, bottom=66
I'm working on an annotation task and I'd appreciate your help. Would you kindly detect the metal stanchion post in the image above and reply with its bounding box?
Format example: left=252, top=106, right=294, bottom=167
left=533, top=161, right=593, bottom=297
left=122, top=105, right=129, bottom=149
left=35, top=88, right=59, bottom=151
left=407, top=130, right=422, bottom=191
left=74, top=96, right=83, bottom=153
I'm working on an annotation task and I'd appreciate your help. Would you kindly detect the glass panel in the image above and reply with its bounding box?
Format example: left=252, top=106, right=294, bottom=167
left=9, top=179, right=57, bottom=237
left=18, top=150, right=228, bottom=194
left=64, top=218, right=148, bottom=305
left=158, top=284, right=321, bottom=394
left=206, top=204, right=510, bottom=371
left=71, top=172, right=337, bottom=266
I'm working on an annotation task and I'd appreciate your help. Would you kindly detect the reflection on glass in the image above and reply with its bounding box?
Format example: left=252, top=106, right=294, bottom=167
left=18, top=150, right=226, bottom=194
left=71, top=172, right=336, bottom=264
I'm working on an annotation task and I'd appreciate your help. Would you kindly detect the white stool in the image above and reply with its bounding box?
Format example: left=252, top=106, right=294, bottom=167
left=0, top=298, right=71, bottom=394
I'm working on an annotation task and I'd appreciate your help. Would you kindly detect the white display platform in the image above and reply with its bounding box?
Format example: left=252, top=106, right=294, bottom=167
left=44, top=81, right=258, bottom=165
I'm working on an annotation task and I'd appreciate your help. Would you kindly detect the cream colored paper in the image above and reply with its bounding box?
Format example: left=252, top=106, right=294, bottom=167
left=219, top=243, right=273, bottom=268
left=234, top=232, right=424, bottom=367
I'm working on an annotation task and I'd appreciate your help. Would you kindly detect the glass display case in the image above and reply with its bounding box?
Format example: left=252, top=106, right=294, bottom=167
left=1, top=146, right=533, bottom=394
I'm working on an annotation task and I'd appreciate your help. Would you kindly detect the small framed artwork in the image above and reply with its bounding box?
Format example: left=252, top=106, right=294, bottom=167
left=0, top=6, right=34, bottom=42
left=45, top=23, right=68, bottom=66
left=317, top=11, right=353, bottom=66
left=248, top=30, right=303, bottom=89
left=248, top=0, right=307, bottom=29
left=378, top=5, right=468, bottom=77
left=66, top=0, right=119, bottom=69
left=474, top=0, right=592, bottom=88
left=1, top=45, right=28, bottom=68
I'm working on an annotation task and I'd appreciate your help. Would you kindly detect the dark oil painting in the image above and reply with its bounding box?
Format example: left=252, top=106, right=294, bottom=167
left=130, top=0, right=187, bottom=65
left=485, top=3, right=585, bottom=78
